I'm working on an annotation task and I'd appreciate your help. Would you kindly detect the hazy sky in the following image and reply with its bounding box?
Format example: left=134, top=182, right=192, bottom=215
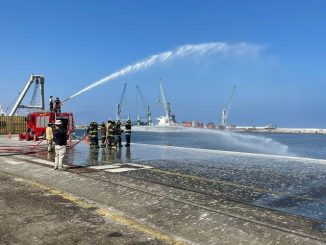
left=1, top=1, right=326, bottom=127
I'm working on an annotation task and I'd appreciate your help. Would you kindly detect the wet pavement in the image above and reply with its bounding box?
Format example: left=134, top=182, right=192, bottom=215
left=33, top=141, right=326, bottom=222
left=1, top=136, right=326, bottom=244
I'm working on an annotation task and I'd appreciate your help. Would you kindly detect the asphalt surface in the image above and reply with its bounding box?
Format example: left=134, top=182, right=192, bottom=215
left=0, top=136, right=325, bottom=244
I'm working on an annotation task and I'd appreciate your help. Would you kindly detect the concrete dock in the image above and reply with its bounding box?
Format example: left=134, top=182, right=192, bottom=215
left=0, top=135, right=325, bottom=244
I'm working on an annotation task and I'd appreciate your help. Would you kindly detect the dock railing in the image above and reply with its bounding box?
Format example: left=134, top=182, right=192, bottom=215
left=0, top=116, right=26, bottom=135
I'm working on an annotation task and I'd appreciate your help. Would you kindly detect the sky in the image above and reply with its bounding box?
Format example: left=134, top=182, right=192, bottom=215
left=1, top=0, right=326, bottom=127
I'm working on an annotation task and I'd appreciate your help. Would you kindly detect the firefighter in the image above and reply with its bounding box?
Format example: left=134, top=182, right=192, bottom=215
left=49, top=96, right=54, bottom=112
left=105, top=120, right=114, bottom=148
left=111, top=121, right=116, bottom=148
left=115, top=121, right=124, bottom=148
left=126, top=145, right=131, bottom=160
left=54, top=97, right=61, bottom=113
left=100, top=122, right=106, bottom=147
left=125, top=119, right=132, bottom=146
left=86, top=122, right=99, bottom=148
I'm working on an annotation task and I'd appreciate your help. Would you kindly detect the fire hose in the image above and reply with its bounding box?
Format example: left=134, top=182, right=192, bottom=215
left=0, top=137, right=82, bottom=157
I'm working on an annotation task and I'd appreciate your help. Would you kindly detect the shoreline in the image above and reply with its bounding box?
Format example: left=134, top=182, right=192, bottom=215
left=231, top=127, right=326, bottom=134
left=75, top=125, right=326, bottom=134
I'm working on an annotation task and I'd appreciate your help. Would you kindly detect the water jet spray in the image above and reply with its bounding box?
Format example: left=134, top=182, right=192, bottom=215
left=63, top=42, right=261, bottom=102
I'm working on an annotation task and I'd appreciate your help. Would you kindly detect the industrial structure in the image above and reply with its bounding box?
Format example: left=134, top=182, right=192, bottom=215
left=116, top=83, right=127, bottom=121
left=156, top=80, right=177, bottom=127
left=136, top=85, right=152, bottom=125
left=0, top=105, right=5, bottom=116
left=9, top=74, right=45, bottom=116
left=219, top=85, right=236, bottom=129
left=4, top=74, right=75, bottom=139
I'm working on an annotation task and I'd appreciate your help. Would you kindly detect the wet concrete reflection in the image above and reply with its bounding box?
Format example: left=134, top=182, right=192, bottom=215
left=33, top=141, right=326, bottom=222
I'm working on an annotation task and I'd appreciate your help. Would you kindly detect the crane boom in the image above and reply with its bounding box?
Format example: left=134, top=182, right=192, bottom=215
left=136, top=85, right=152, bottom=125
left=116, top=83, right=127, bottom=121
left=160, top=80, right=171, bottom=118
left=221, top=85, right=236, bottom=128
left=9, top=74, right=45, bottom=116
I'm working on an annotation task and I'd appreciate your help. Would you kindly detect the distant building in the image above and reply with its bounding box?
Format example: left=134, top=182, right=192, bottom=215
left=206, top=122, right=216, bottom=129
left=183, top=121, right=192, bottom=127
left=182, top=121, right=203, bottom=128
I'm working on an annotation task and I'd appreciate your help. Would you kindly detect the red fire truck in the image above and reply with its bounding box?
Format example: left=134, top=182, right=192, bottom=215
left=19, top=111, right=75, bottom=141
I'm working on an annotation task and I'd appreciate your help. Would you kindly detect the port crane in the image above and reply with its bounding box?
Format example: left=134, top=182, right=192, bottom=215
left=116, top=83, right=127, bottom=121
left=0, top=105, right=5, bottom=116
left=8, top=74, right=75, bottom=140
left=9, top=74, right=45, bottom=116
left=157, top=80, right=177, bottom=126
left=220, top=85, right=236, bottom=129
left=136, top=85, right=152, bottom=125
left=160, top=80, right=171, bottom=119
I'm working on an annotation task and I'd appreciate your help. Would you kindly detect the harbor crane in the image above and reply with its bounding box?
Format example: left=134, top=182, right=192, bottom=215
left=136, top=85, right=152, bottom=125
left=160, top=80, right=171, bottom=119
left=220, top=85, right=236, bottom=129
left=9, top=74, right=45, bottom=116
left=157, top=79, right=177, bottom=126
left=116, top=83, right=127, bottom=121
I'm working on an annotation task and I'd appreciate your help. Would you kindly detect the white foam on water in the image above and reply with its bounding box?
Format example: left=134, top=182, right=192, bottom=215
left=132, top=142, right=326, bottom=166
left=133, top=126, right=291, bottom=157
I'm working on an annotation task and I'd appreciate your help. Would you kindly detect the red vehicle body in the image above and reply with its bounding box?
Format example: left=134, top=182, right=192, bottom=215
left=19, top=111, right=75, bottom=140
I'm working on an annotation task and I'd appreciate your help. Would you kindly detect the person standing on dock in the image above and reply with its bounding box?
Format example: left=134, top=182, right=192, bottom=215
left=106, top=120, right=114, bottom=148
left=125, top=119, right=132, bottom=146
left=45, top=123, right=54, bottom=152
left=100, top=122, right=106, bottom=147
left=87, top=122, right=99, bottom=148
left=115, top=121, right=124, bottom=148
left=54, top=97, right=61, bottom=113
left=53, top=120, right=68, bottom=170
left=49, top=96, right=54, bottom=112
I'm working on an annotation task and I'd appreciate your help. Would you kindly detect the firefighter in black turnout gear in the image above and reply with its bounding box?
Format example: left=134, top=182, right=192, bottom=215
left=106, top=120, right=114, bottom=148
left=54, top=97, right=61, bottom=113
left=100, top=122, right=106, bottom=147
left=49, top=96, right=54, bottom=112
left=125, top=119, right=131, bottom=146
left=115, top=121, right=124, bottom=148
left=87, top=121, right=99, bottom=148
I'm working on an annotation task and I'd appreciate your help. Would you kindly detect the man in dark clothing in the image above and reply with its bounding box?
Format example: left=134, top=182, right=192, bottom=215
left=125, top=119, right=131, bottom=146
left=54, top=97, right=61, bottom=113
left=100, top=122, right=106, bottom=147
left=49, top=96, right=54, bottom=112
left=53, top=120, right=68, bottom=170
left=115, top=121, right=124, bottom=148
left=87, top=122, right=99, bottom=148
left=105, top=120, right=114, bottom=148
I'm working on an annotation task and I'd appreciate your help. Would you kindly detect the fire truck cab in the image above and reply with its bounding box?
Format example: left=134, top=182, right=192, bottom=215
left=19, top=111, right=75, bottom=140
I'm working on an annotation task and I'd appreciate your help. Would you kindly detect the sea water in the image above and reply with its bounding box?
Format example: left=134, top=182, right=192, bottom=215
left=75, top=128, right=326, bottom=159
